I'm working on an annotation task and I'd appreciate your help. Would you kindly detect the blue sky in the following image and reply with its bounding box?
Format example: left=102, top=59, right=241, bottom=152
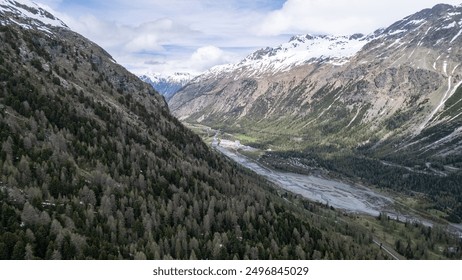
left=38, top=0, right=462, bottom=76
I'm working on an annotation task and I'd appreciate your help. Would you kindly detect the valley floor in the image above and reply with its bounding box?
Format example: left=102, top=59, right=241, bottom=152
left=192, top=124, right=461, bottom=225
left=215, top=137, right=462, bottom=234
left=185, top=123, right=462, bottom=259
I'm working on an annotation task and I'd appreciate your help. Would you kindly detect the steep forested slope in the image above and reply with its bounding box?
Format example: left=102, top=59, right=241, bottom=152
left=0, top=0, right=394, bottom=260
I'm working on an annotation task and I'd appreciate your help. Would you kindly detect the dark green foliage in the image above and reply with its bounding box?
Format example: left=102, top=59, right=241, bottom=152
left=52, top=76, right=60, bottom=85
left=443, top=85, right=462, bottom=110
left=385, top=217, right=462, bottom=260
left=30, top=58, right=43, bottom=71
left=0, top=22, right=389, bottom=260
left=385, top=109, right=412, bottom=130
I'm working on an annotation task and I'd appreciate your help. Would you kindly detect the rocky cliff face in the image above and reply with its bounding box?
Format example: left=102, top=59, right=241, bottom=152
left=169, top=3, right=462, bottom=160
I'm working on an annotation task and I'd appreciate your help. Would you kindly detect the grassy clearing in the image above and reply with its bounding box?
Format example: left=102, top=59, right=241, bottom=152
left=233, top=133, right=259, bottom=144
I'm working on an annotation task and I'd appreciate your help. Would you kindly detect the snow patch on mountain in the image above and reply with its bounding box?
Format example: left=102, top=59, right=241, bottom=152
left=201, top=34, right=371, bottom=79
left=143, top=72, right=192, bottom=84
left=140, top=72, right=193, bottom=100
left=0, top=0, right=67, bottom=29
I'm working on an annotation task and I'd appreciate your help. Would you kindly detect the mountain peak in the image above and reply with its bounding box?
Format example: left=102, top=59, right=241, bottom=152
left=199, top=32, right=371, bottom=80
left=170, top=1, right=462, bottom=164
left=431, top=3, right=457, bottom=12
left=366, top=3, right=462, bottom=54
left=0, top=0, right=68, bottom=30
left=140, top=72, right=193, bottom=100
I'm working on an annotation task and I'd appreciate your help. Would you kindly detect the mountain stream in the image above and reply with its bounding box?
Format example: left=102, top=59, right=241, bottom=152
left=212, top=134, right=462, bottom=237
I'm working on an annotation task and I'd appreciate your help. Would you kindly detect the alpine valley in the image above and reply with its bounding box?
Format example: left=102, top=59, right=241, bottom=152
left=170, top=4, right=462, bottom=223
left=0, top=0, right=400, bottom=260
left=1, top=0, right=461, bottom=261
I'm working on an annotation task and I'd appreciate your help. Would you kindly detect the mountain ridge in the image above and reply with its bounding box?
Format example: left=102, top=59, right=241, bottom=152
left=191, top=33, right=372, bottom=83
left=139, top=72, right=192, bottom=100
left=0, top=0, right=67, bottom=29
left=170, top=3, right=462, bottom=153
left=169, top=3, right=462, bottom=222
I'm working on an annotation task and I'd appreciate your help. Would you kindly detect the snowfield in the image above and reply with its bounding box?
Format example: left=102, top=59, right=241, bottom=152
left=0, top=0, right=68, bottom=28
left=201, top=34, right=371, bottom=79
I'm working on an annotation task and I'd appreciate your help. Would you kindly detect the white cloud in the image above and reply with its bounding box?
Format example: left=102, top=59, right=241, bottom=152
left=43, top=0, right=462, bottom=76
left=124, top=34, right=162, bottom=52
left=255, top=0, right=462, bottom=36
left=129, top=45, right=238, bottom=76
left=49, top=1, right=265, bottom=75
left=59, top=14, right=198, bottom=53
left=34, top=0, right=62, bottom=7
left=190, top=46, right=233, bottom=71
left=123, top=19, right=193, bottom=52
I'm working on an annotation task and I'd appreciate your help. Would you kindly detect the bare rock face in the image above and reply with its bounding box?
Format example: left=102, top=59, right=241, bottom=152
left=169, top=3, right=462, bottom=158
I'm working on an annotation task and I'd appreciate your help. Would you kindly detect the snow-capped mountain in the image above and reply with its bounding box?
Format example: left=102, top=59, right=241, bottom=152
left=198, top=2, right=462, bottom=83
left=201, top=34, right=371, bottom=81
left=140, top=72, right=193, bottom=100
left=0, top=0, right=67, bottom=30
left=170, top=3, right=462, bottom=160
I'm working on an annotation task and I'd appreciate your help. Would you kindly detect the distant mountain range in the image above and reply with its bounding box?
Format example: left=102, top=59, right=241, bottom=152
left=169, top=3, right=462, bottom=221
left=139, top=72, right=192, bottom=100
left=198, top=33, right=374, bottom=80
left=170, top=3, right=462, bottom=159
